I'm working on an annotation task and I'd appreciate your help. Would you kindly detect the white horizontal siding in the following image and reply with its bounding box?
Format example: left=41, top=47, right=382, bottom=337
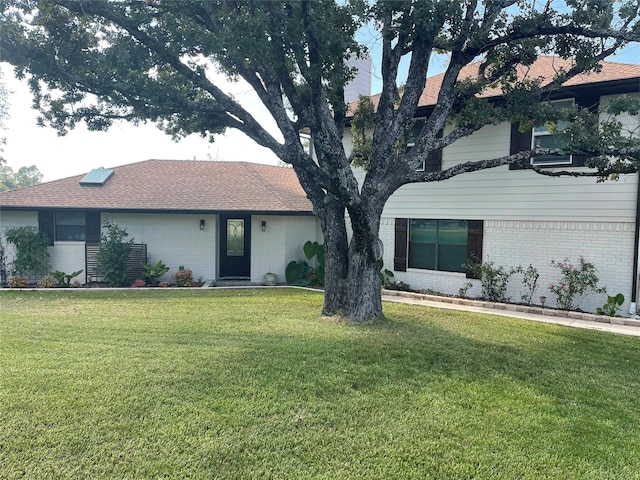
left=441, top=122, right=509, bottom=168
left=384, top=119, right=639, bottom=222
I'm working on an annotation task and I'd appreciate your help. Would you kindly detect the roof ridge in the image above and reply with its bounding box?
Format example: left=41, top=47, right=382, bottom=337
left=244, top=162, right=301, bottom=211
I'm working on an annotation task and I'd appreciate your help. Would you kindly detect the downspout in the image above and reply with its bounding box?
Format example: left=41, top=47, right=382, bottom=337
left=630, top=172, right=640, bottom=316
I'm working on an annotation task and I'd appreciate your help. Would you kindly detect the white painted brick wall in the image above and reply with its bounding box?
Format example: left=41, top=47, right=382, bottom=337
left=252, top=215, right=287, bottom=283
left=253, top=215, right=320, bottom=284
left=0, top=212, right=39, bottom=275
left=1, top=211, right=321, bottom=286
left=48, top=242, right=87, bottom=283
left=107, top=212, right=217, bottom=283
left=381, top=217, right=636, bottom=314
left=484, top=220, right=635, bottom=313
left=107, top=212, right=320, bottom=285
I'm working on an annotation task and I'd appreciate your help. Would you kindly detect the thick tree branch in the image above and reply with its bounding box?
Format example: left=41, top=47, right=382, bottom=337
left=406, top=146, right=639, bottom=184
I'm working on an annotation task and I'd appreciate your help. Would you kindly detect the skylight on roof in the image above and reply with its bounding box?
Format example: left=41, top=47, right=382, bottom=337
left=80, top=168, right=114, bottom=186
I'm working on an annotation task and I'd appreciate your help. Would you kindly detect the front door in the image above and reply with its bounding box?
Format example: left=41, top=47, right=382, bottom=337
left=219, top=214, right=251, bottom=278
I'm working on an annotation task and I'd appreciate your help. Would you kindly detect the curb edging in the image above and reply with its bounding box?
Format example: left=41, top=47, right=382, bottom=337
left=382, top=289, right=640, bottom=328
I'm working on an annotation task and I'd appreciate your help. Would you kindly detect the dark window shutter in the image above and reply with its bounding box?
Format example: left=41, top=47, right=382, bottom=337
left=394, top=218, right=408, bottom=272
left=425, top=129, right=443, bottom=172
left=85, top=211, right=101, bottom=243
left=571, top=92, right=599, bottom=167
left=465, top=220, right=483, bottom=279
left=572, top=153, right=586, bottom=168
left=509, top=123, right=532, bottom=170
left=38, top=211, right=55, bottom=246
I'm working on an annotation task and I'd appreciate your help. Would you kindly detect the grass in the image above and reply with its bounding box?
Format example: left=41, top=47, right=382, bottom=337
left=2, top=288, right=640, bottom=479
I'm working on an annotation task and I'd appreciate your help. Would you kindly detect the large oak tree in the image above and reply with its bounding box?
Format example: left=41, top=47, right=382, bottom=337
left=2, top=0, right=640, bottom=321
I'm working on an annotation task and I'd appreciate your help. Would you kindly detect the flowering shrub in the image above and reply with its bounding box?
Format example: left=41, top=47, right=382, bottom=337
left=173, top=267, right=193, bottom=287
left=548, top=257, right=606, bottom=310
left=8, top=275, right=28, bottom=288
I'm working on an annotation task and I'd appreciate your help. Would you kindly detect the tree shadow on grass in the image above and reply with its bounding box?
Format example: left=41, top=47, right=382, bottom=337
left=160, top=303, right=640, bottom=476
left=5, top=290, right=640, bottom=478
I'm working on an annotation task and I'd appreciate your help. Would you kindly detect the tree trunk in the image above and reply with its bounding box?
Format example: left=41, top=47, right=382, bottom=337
left=345, top=247, right=383, bottom=322
left=317, top=195, right=349, bottom=316
left=344, top=204, right=384, bottom=323
left=317, top=195, right=384, bottom=322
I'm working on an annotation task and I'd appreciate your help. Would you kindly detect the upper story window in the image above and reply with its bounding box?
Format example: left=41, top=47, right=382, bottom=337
left=405, top=119, right=443, bottom=172
left=510, top=98, right=587, bottom=171
left=530, top=99, right=574, bottom=166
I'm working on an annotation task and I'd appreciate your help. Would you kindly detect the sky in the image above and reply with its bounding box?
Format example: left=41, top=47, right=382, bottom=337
left=0, top=64, right=283, bottom=182
left=1, top=39, right=639, bottom=183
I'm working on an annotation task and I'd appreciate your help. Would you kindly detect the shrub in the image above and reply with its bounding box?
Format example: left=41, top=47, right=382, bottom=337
left=597, top=293, right=625, bottom=317
left=465, top=259, right=519, bottom=303
left=286, top=241, right=325, bottom=287
left=50, top=270, right=83, bottom=287
left=548, top=257, right=606, bottom=310
left=0, top=239, right=7, bottom=287
left=8, top=275, right=28, bottom=288
left=5, top=226, right=50, bottom=280
left=385, top=280, right=412, bottom=292
left=173, top=267, right=193, bottom=287
left=379, top=260, right=395, bottom=287
left=520, top=264, right=540, bottom=305
left=458, top=282, right=473, bottom=298
left=286, top=241, right=326, bottom=287
left=285, top=260, right=310, bottom=286
left=97, top=223, right=133, bottom=287
left=141, top=260, right=170, bottom=286
left=131, top=279, right=147, bottom=288
left=37, top=275, right=57, bottom=288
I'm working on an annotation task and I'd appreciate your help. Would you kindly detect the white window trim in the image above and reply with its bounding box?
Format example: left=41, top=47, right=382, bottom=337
left=407, top=118, right=426, bottom=171
left=530, top=99, right=574, bottom=166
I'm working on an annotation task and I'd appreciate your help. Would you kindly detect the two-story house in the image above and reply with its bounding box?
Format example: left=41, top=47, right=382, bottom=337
left=352, top=56, right=640, bottom=314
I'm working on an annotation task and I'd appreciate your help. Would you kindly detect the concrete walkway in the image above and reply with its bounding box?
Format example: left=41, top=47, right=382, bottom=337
left=382, top=291, right=640, bottom=337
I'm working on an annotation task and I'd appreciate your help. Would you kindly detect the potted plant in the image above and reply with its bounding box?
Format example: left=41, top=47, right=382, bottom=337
left=264, top=272, right=277, bottom=286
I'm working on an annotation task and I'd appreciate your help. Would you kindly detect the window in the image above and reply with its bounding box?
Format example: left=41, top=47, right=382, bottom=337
left=226, top=219, right=245, bottom=256
left=530, top=100, right=574, bottom=166
left=38, top=210, right=101, bottom=244
left=408, top=219, right=469, bottom=273
left=395, top=218, right=483, bottom=277
left=55, top=211, right=86, bottom=241
left=405, top=119, right=442, bottom=172
left=510, top=98, right=587, bottom=170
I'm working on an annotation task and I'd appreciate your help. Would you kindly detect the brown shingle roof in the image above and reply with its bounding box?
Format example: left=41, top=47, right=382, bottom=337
left=0, top=160, right=314, bottom=213
left=350, top=56, right=640, bottom=114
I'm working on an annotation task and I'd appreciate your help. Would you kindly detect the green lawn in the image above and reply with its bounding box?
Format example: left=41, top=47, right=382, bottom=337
left=2, top=288, right=640, bottom=479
